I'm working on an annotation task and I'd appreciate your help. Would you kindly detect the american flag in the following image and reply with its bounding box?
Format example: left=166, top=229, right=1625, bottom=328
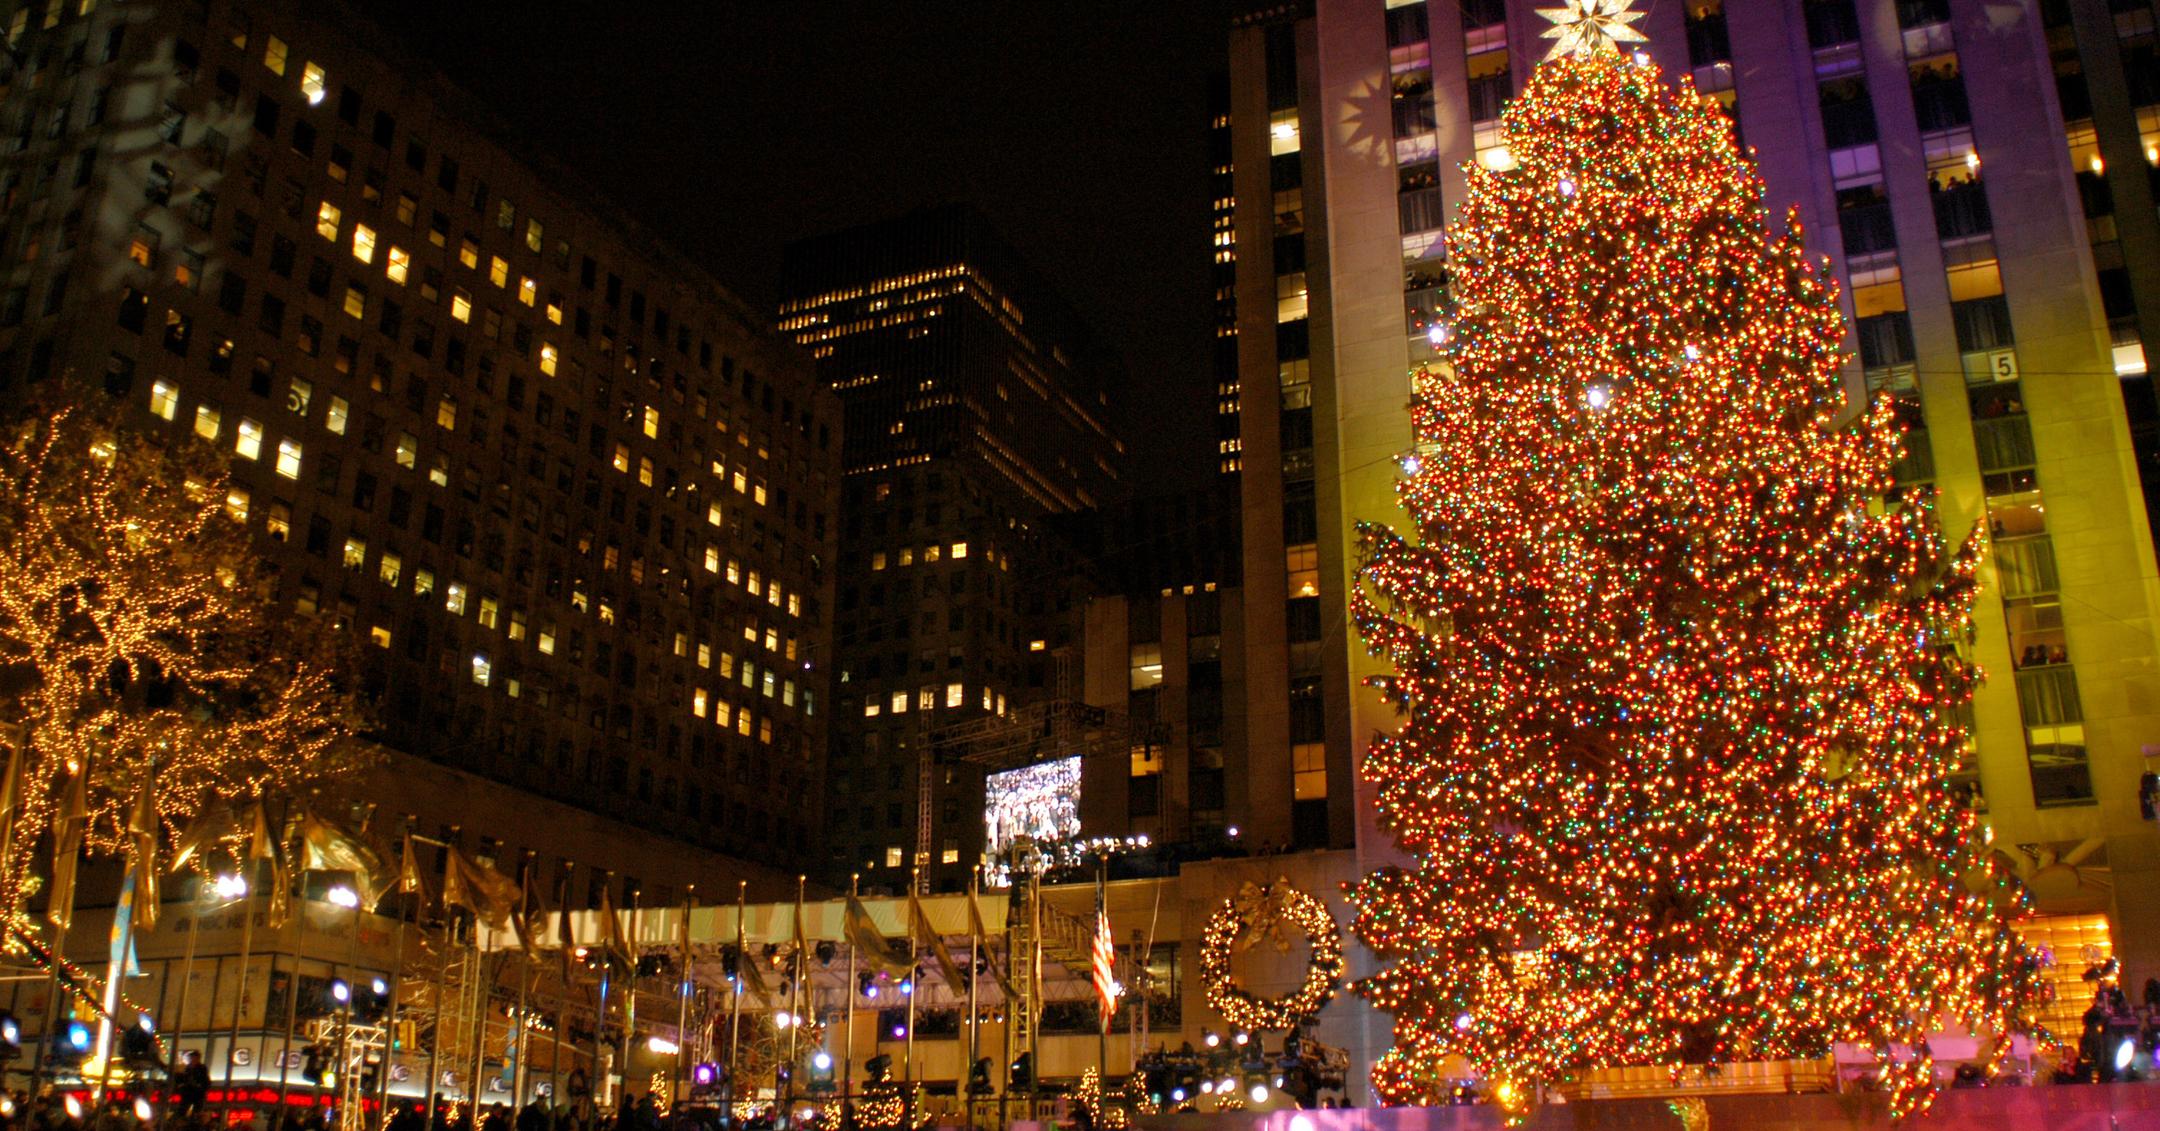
left=1092, top=900, right=1118, bottom=1030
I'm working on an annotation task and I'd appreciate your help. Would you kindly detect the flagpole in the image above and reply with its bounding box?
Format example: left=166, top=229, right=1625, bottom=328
left=784, top=875, right=802, bottom=1130
left=1096, top=856, right=1108, bottom=1097
left=467, top=919, right=487, bottom=1112
left=842, top=875, right=857, bottom=1109
left=620, top=887, right=639, bottom=1111
left=727, top=882, right=744, bottom=1123
left=904, top=869, right=918, bottom=1113
left=382, top=909, right=406, bottom=1116
left=548, top=867, right=570, bottom=1115
left=674, top=887, right=695, bottom=1111
left=424, top=915, right=450, bottom=1117
left=513, top=953, right=531, bottom=1108
left=966, top=875, right=980, bottom=1109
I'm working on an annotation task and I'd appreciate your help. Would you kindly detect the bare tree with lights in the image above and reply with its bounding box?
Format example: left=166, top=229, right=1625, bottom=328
left=0, top=388, right=371, bottom=935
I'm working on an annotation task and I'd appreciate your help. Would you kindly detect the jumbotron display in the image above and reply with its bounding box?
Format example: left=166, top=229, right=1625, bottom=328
left=984, top=756, right=1081, bottom=856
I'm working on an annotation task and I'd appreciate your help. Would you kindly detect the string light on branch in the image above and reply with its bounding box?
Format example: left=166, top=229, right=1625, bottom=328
left=1201, top=881, right=1345, bottom=1032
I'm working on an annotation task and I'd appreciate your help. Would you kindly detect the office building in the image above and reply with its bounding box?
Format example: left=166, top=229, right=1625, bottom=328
left=0, top=0, right=841, bottom=891
left=778, top=206, right=1123, bottom=891
left=1218, top=0, right=2160, bottom=991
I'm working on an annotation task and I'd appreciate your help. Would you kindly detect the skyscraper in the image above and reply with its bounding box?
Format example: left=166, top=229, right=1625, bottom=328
left=0, top=0, right=839, bottom=895
left=1222, top=0, right=2160, bottom=985
left=779, top=206, right=1123, bottom=890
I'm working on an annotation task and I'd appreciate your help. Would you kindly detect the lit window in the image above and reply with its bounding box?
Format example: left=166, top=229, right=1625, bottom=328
left=951, top=541, right=968, bottom=558
left=704, top=546, right=720, bottom=573
left=763, top=671, right=777, bottom=698
left=445, top=582, right=468, bottom=615
left=638, top=457, right=654, bottom=487
left=545, top=301, right=563, bottom=326
left=886, top=846, right=904, bottom=868
left=263, top=35, right=287, bottom=75
left=488, top=256, right=508, bottom=287
left=234, top=418, right=263, bottom=460
left=450, top=289, right=472, bottom=323
left=413, top=569, right=435, bottom=597
left=315, top=201, right=341, bottom=242
left=470, top=653, right=491, bottom=687
left=538, top=624, right=556, bottom=655
left=733, top=471, right=747, bottom=494
left=458, top=238, right=479, bottom=269
left=1293, top=742, right=1328, bottom=800
left=707, top=503, right=724, bottom=526
left=477, top=597, right=499, bottom=630
left=1130, top=643, right=1163, bottom=691
left=224, top=488, right=249, bottom=522
left=509, top=608, right=528, bottom=641
left=265, top=503, right=290, bottom=541
left=1030, top=639, right=1046, bottom=652
left=386, top=246, right=410, bottom=284
left=341, top=537, right=366, bottom=570
left=325, top=397, right=349, bottom=435
left=525, top=218, right=543, bottom=252
left=149, top=380, right=179, bottom=420
left=396, top=432, right=417, bottom=468
left=612, top=444, right=630, bottom=473
left=300, top=62, right=327, bottom=104
left=899, top=548, right=914, bottom=567
left=871, top=552, right=887, bottom=571
left=378, top=552, right=402, bottom=587
left=715, top=701, right=734, bottom=727
left=788, top=594, right=801, bottom=617
left=518, top=277, right=537, bottom=307
left=697, top=644, right=712, bottom=668
left=428, top=456, right=449, bottom=487
left=753, top=483, right=768, bottom=506
left=539, top=343, right=558, bottom=376
left=342, top=283, right=366, bottom=319
left=275, top=438, right=301, bottom=479
left=864, top=701, right=881, bottom=718
left=693, top=688, right=709, bottom=718
left=925, top=545, right=942, bottom=564
left=437, top=396, right=457, bottom=430
left=287, top=378, right=312, bottom=416
left=643, top=406, right=660, bottom=438
left=194, top=405, right=221, bottom=440
left=747, top=570, right=762, bottom=596
left=946, top=683, right=964, bottom=708
left=891, top=691, right=909, bottom=715
left=1286, top=543, right=1319, bottom=598
left=352, top=223, right=376, bottom=264
left=369, top=626, right=392, bottom=649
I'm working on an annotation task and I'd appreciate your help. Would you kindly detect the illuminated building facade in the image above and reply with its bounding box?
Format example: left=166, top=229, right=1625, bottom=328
left=1223, top=0, right=2160, bottom=982
left=0, top=0, right=840, bottom=889
left=779, top=206, right=1123, bottom=891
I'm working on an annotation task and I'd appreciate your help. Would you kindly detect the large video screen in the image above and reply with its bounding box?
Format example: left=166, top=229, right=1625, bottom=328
left=984, top=756, right=1082, bottom=856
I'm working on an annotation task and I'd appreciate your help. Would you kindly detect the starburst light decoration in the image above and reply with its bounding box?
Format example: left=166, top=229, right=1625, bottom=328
left=1538, top=0, right=1648, bottom=60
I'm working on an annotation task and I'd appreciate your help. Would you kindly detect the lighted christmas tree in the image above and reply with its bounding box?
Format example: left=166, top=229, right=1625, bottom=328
left=1347, top=39, right=2045, bottom=1120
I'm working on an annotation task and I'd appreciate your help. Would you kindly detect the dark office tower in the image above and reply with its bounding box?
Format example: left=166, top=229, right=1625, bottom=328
left=0, top=0, right=839, bottom=893
left=1222, top=0, right=2160, bottom=1003
left=779, top=206, right=1124, bottom=891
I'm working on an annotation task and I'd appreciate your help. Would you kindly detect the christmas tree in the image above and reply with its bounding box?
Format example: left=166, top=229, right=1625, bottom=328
left=1347, top=41, right=2044, bottom=1119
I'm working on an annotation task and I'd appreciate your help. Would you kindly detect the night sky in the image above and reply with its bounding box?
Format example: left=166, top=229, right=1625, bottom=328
left=359, top=0, right=1245, bottom=493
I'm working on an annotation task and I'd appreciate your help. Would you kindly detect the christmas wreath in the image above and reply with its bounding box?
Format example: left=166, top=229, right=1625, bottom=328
left=1201, top=879, right=1344, bottom=1031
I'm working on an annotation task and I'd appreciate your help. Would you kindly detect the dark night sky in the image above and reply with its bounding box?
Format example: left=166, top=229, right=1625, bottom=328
left=357, top=0, right=1243, bottom=493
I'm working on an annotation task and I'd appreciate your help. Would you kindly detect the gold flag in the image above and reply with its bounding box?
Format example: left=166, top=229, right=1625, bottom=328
left=736, top=933, right=771, bottom=1001
left=909, top=892, right=965, bottom=992
left=511, top=863, right=546, bottom=962
left=556, top=869, right=579, bottom=986
left=397, top=835, right=429, bottom=897
left=298, top=807, right=386, bottom=910
left=967, top=893, right=1017, bottom=1000
left=844, top=895, right=913, bottom=976
left=446, top=848, right=519, bottom=930
left=598, top=878, right=632, bottom=967
left=46, top=761, right=90, bottom=931
left=125, top=775, right=159, bottom=933
left=167, top=802, right=235, bottom=875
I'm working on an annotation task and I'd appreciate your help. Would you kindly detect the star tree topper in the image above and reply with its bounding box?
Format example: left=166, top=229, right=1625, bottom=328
left=1537, top=0, right=1648, bottom=60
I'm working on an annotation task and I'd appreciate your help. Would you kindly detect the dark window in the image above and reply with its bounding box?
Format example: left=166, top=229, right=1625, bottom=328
left=1932, top=178, right=1993, bottom=240
left=1856, top=312, right=1915, bottom=369
left=1384, top=4, right=1426, bottom=47
left=252, top=95, right=278, bottom=137
left=1686, top=1, right=1732, bottom=67
left=1818, top=78, right=1878, bottom=149
left=1909, top=64, right=1971, bottom=132
left=1952, top=296, right=2015, bottom=352
left=1836, top=184, right=1897, bottom=257
left=1803, top=0, right=1861, bottom=48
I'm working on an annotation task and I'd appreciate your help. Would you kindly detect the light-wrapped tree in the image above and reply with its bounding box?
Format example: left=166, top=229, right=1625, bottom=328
left=1348, top=44, right=2043, bottom=1119
left=0, top=388, right=370, bottom=934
